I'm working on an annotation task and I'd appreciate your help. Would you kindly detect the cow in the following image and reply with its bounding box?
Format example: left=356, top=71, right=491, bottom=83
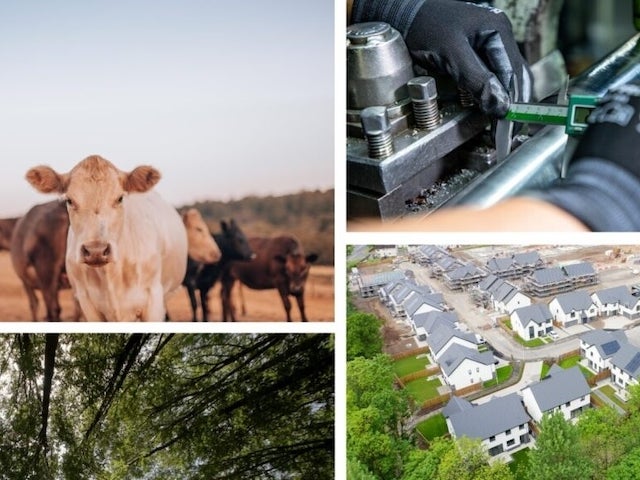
left=182, top=218, right=254, bottom=321
left=220, top=235, right=318, bottom=322
left=181, top=208, right=221, bottom=265
left=0, top=217, right=19, bottom=251
left=25, top=154, right=191, bottom=321
left=10, top=201, right=76, bottom=321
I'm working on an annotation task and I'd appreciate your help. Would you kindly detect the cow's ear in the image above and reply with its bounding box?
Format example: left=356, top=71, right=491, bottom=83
left=26, top=166, right=67, bottom=194
left=274, top=254, right=287, bottom=264
left=306, top=253, right=319, bottom=263
left=124, top=166, right=161, bottom=193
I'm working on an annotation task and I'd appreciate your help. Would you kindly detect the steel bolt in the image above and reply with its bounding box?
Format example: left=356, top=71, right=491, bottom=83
left=361, top=106, right=394, bottom=159
left=408, top=76, right=441, bottom=130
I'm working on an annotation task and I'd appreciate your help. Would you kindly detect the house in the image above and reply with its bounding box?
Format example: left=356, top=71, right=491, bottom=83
left=524, top=267, right=573, bottom=297
left=356, top=269, right=405, bottom=298
left=549, top=290, right=598, bottom=327
left=486, top=251, right=544, bottom=279
left=563, top=262, right=598, bottom=288
left=592, top=286, right=640, bottom=319
left=404, top=291, right=447, bottom=320
left=431, top=255, right=465, bottom=278
left=477, top=274, right=531, bottom=314
left=511, top=303, right=554, bottom=340
left=610, top=343, right=640, bottom=393
left=521, top=365, right=591, bottom=423
left=438, top=344, right=496, bottom=390
left=412, top=311, right=459, bottom=340
left=580, top=329, right=628, bottom=373
left=426, top=324, right=477, bottom=360
left=445, top=393, right=531, bottom=456
left=373, top=245, right=397, bottom=258
left=443, top=264, right=487, bottom=291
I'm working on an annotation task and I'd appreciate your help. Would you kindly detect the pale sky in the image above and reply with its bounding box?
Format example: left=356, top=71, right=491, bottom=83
left=0, top=0, right=334, bottom=216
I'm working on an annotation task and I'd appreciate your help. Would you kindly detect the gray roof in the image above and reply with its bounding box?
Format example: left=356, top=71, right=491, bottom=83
left=531, top=267, right=567, bottom=285
left=581, top=329, right=628, bottom=359
left=427, top=324, right=477, bottom=356
left=359, top=270, right=404, bottom=287
left=493, top=281, right=520, bottom=303
left=412, top=311, right=458, bottom=333
left=611, top=343, right=640, bottom=378
left=563, top=262, right=596, bottom=277
left=487, top=257, right=515, bottom=273
left=593, top=286, right=639, bottom=309
left=478, top=274, right=501, bottom=292
left=513, top=303, right=553, bottom=325
left=445, top=264, right=485, bottom=281
left=524, top=365, right=591, bottom=412
left=442, top=396, right=472, bottom=418
left=404, top=292, right=445, bottom=317
left=513, top=251, right=542, bottom=266
left=447, top=393, right=530, bottom=441
left=438, top=344, right=494, bottom=376
left=553, top=290, right=595, bottom=312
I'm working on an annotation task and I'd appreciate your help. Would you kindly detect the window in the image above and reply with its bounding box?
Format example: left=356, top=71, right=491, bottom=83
left=507, top=439, right=515, bottom=447
left=565, top=402, right=570, bottom=407
left=505, top=429, right=511, bottom=435
left=489, top=435, right=496, bottom=442
left=468, top=370, right=472, bottom=375
left=476, top=367, right=479, bottom=373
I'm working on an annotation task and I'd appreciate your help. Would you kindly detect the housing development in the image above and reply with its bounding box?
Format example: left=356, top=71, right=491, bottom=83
left=348, top=245, right=640, bottom=477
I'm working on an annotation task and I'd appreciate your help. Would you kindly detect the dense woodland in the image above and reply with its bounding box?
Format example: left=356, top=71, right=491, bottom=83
left=183, top=189, right=334, bottom=265
left=347, top=297, right=640, bottom=480
left=0, top=333, right=334, bottom=479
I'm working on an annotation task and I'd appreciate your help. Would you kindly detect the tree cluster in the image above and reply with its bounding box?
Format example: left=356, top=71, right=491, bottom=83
left=0, top=333, right=334, bottom=479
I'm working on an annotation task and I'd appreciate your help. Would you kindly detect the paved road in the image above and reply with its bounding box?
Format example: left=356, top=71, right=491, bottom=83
left=474, top=361, right=543, bottom=404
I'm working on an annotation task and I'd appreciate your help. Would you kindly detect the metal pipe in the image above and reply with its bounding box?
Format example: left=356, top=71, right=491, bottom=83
left=444, top=33, right=640, bottom=209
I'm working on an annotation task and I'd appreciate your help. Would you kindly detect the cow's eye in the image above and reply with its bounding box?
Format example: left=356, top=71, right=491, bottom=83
left=116, top=195, right=124, bottom=205
left=65, top=198, right=75, bottom=209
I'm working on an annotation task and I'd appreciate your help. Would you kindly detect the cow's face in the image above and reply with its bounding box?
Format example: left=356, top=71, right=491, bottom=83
left=275, top=252, right=318, bottom=294
left=26, top=155, right=160, bottom=267
left=182, top=209, right=221, bottom=264
left=221, top=219, right=254, bottom=261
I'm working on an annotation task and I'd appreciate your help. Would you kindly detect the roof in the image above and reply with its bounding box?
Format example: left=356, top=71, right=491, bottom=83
left=581, top=329, right=628, bottom=359
left=487, top=257, right=516, bottom=273
left=442, top=396, right=472, bottom=418
left=553, top=290, right=595, bottom=312
left=427, top=324, right=477, bottom=356
left=447, top=393, right=530, bottom=441
left=404, top=292, right=445, bottom=317
left=513, top=251, right=542, bottom=266
left=445, top=264, right=486, bottom=281
left=524, top=365, right=591, bottom=412
left=412, top=311, right=458, bottom=333
left=593, top=286, right=639, bottom=309
left=512, top=303, right=553, bottom=326
left=563, top=262, right=596, bottom=277
left=478, top=274, right=501, bottom=292
left=438, top=344, right=494, bottom=376
left=611, top=343, right=640, bottom=378
left=359, top=270, right=404, bottom=287
left=531, top=267, right=567, bottom=285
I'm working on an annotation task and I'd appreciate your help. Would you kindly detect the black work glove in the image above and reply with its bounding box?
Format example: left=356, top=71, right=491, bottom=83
left=351, top=0, right=532, bottom=117
left=533, top=83, right=640, bottom=231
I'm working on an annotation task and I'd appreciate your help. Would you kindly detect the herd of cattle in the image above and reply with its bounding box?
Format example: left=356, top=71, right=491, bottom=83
left=0, top=155, right=318, bottom=321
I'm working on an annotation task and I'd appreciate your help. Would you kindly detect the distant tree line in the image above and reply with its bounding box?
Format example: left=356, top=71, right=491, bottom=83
left=183, top=189, right=333, bottom=265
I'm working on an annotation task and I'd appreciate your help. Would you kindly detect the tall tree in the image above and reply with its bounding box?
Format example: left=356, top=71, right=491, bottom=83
left=347, top=311, right=383, bottom=360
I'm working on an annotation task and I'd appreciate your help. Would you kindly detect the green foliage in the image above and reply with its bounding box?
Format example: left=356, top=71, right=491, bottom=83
left=186, top=189, right=334, bottom=265
left=577, top=405, right=626, bottom=477
left=607, top=446, right=640, bottom=480
left=527, top=411, right=592, bottom=480
left=0, top=334, right=334, bottom=479
left=347, top=311, right=383, bottom=361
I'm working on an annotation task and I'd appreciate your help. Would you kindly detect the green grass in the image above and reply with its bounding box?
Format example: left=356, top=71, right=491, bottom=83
left=598, top=384, right=628, bottom=412
left=509, top=448, right=530, bottom=479
left=540, top=356, right=595, bottom=380
left=483, top=364, right=514, bottom=388
left=513, top=335, right=545, bottom=347
left=416, top=413, right=448, bottom=440
left=393, top=354, right=431, bottom=377
left=559, top=355, right=581, bottom=369
left=405, top=377, right=443, bottom=403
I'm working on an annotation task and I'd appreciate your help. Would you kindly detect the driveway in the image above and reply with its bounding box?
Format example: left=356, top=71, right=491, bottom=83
left=474, top=361, right=543, bottom=404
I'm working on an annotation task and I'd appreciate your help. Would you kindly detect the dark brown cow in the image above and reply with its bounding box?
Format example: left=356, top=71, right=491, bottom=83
left=221, top=236, right=318, bottom=322
left=10, top=201, right=76, bottom=321
left=0, top=217, right=19, bottom=251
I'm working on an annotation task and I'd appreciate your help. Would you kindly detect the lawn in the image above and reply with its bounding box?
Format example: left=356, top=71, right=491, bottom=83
left=393, top=354, right=431, bottom=377
left=404, top=377, right=443, bottom=403
left=509, top=448, right=530, bottom=479
left=513, top=335, right=545, bottom=348
left=416, top=413, right=448, bottom=440
left=598, top=384, right=628, bottom=412
left=483, top=364, right=513, bottom=388
left=540, top=355, right=595, bottom=380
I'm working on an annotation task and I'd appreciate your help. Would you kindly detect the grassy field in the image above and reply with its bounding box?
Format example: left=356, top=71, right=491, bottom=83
left=393, top=354, right=431, bottom=377
left=509, top=448, right=530, bottom=479
left=598, top=384, right=628, bottom=412
left=540, top=355, right=595, bottom=380
left=483, top=364, right=513, bottom=388
left=416, top=413, right=448, bottom=440
left=405, top=377, right=443, bottom=403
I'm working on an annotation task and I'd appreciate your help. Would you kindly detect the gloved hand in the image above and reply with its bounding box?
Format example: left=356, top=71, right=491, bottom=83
left=533, top=83, right=640, bottom=231
left=351, top=0, right=532, bottom=117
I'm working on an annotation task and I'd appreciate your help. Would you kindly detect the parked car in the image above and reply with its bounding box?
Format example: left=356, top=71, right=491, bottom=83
left=548, top=330, right=559, bottom=340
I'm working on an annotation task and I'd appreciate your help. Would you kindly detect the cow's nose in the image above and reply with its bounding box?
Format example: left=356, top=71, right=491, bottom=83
left=81, top=241, right=112, bottom=266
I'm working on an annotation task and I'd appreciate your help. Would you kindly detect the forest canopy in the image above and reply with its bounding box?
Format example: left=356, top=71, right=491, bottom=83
left=0, top=333, right=334, bottom=479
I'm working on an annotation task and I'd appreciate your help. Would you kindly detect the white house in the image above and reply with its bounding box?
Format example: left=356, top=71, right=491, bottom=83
left=444, top=393, right=531, bottom=457
left=549, top=290, right=598, bottom=327
left=521, top=365, right=591, bottom=423
left=427, top=324, right=478, bottom=360
left=591, top=286, right=640, bottom=319
left=580, top=329, right=628, bottom=373
left=412, top=311, right=458, bottom=341
left=511, top=303, right=554, bottom=340
left=478, top=274, right=531, bottom=314
left=404, top=291, right=447, bottom=320
left=438, top=344, right=495, bottom=390
left=610, top=344, right=640, bottom=394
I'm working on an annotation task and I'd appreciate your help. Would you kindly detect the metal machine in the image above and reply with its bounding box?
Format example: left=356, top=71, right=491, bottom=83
left=346, top=0, right=640, bottom=221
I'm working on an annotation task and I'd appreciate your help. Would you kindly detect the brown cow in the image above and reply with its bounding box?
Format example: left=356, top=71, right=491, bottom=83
left=10, top=201, right=75, bottom=321
left=0, top=217, right=19, bottom=251
left=220, top=236, right=318, bottom=322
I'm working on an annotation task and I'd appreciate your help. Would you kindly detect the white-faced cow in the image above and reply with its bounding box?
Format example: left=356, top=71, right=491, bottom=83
left=10, top=201, right=76, bottom=321
left=220, top=235, right=318, bottom=322
left=25, top=155, right=190, bottom=321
